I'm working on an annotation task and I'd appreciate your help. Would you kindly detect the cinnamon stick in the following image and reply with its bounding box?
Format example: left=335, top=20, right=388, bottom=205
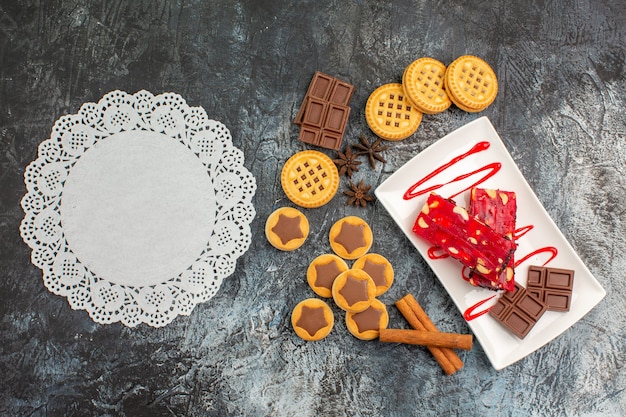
left=399, top=294, right=465, bottom=372
left=395, top=297, right=461, bottom=375
left=379, top=328, right=473, bottom=350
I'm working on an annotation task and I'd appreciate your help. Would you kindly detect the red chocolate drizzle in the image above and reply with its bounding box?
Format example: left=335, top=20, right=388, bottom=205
left=352, top=306, right=383, bottom=333
left=334, top=222, right=366, bottom=255
left=514, top=247, right=558, bottom=268
left=314, top=261, right=342, bottom=290
left=463, top=295, right=497, bottom=321
left=296, top=306, right=328, bottom=337
left=403, top=141, right=501, bottom=200
left=339, top=276, right=369, bottom=306
left=271, top=213, right=303, bottom=245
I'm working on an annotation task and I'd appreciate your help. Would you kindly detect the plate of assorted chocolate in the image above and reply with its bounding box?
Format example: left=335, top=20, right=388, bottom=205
left=375, top=116, right=606, bottom=370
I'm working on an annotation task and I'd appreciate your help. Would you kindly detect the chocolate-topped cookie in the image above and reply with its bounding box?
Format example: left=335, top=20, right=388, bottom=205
left=307, top=254, right=349, bottom=298
left=291, top=298, right=334, bottom=341
left=345, top=298, right=389, bottom=340
left=331, top=269, right=376, bottom=313
left=329, top=216, right=373, bottom=260
left=265, top=207, right=309, bottom=251
left=352, top=253, right=394, bottom=296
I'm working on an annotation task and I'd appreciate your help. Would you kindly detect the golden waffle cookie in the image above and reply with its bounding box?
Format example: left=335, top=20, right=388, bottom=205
left=281, top=150, right=339, bottom=208
left=352, top=253, right=394, bottom=296
left=291, top=298, right=334, bottom=341
left=365, top=83, right=423, bottom=141
left=345, top=298, right=389, bottom=340
left=444, top=55, right=498, bottom=112
left=265, top=207, right=309, bottom=251
left=402, top=57, right=451, bottom=114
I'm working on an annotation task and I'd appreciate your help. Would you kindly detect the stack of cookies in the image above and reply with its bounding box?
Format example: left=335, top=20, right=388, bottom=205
left=365, top=55, right=498, bottom=141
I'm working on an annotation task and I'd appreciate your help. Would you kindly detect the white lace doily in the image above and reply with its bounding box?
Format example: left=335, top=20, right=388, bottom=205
left=20, top=90, right=257, bottom=327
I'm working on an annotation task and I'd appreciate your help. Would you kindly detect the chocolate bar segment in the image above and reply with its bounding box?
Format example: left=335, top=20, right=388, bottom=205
left=329, top=81, right=354, bottom=105
left=526, top=265, right=574, bottom=312
left=307, top=72, right=335, bottom=100
left=323, top=104, right=350, bottom=133
left=295, top=72, right=354, bottom=150
left=302, top=98, right=328, bottom=128
left=490, top=282, right=547, bottom=339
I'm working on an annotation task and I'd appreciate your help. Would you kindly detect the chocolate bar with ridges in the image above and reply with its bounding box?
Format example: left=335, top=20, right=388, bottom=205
left=295, top=72, right=354, bottom=151
left=490, top=282, right=547, bottom=339
left=526, top=265, right=574, bottom=311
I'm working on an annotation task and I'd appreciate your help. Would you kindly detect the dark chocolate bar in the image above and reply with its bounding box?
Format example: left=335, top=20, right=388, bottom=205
left=526, top=266, right=574, bottom=312
left=295, top=72, right=354, bottom=151
left=490, top=282, right=547, bottom=339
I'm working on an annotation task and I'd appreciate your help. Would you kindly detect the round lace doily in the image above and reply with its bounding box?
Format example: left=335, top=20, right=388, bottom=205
left=20, top=90, right=257, bottom=327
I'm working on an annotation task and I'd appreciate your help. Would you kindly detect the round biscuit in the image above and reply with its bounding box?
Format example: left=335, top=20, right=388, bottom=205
left=331, top=269, right=376, bottom=313
left=265, top=207, right=309, bottom=251
left=352, top=253, right=394, bottom=296
left=365, top=83, right=422, bottom=141
left=307, top=254, right=349, bottom=298
left=444, top=55, right=498, bottom=112
left=345, top=298, right=389, bottom=340
left=402, top=57, right=451, bottom=114
left=281, top=150, right=339, bottom=208
left=291, top=298, right=334, bottom=341
left=329, top=216, right=373, bottom=260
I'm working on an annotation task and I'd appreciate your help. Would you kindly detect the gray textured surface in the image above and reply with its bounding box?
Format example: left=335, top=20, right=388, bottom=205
left=1, top=0, right=625, bottom=416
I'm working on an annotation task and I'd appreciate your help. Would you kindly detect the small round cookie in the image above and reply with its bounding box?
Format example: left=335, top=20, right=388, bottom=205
left=331, top=269, right=376, bottom=313
left=291, top=298, right=334, bottom=341
left=329, top=216, right=373, bottom=260
left=352, top=253, right=394, bottom=296
left=307, top=254, right=349, bottom=298
left=444, top=55, right=498, bottom=112
left=365, top=83, right=423, bottom=141
left=281, top=150, right=339, bottom=208
left=402, top=57, right=451, bottom=114
left=345, top=298, right=389, bottom=340
left=265, top=207, right=309, bottom=251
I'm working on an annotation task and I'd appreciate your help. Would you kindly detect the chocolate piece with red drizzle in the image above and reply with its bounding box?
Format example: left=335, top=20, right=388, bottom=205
left=412, top=193, right=516, bottom=291
left=468, top=188, right=517, bottom=292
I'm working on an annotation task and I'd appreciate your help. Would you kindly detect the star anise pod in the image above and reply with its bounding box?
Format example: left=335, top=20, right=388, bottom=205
left=353, top=134, right=389, bottom=169
left=333, top=146, right=361, bottom=178
left=344, top=179, right=375, bottom=208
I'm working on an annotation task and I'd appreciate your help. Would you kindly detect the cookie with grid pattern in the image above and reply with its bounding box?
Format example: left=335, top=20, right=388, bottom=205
left=402, top=57, right=451, bottom=114
left=365, top=83, right=423, bottom=141
left=444, top=55, right=498, bottom=112
left=281, top=150, right=339, bottom=208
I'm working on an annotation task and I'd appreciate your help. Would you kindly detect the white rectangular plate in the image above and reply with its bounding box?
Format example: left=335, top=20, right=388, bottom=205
left=375, top=117, right=606, bottom=370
